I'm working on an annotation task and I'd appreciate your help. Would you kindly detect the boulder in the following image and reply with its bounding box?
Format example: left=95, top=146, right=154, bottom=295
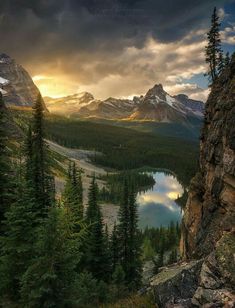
left=150, top=260, right=203, bottom=307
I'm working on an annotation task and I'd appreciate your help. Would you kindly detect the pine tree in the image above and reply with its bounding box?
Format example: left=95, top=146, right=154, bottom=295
left=20, top=206, right=82, bottom=307
left=31, top=94, right=54, bottom=216
left=24, top=126, right=33, bottom=181
left=86, top=176, right=99, bottom=224
left=0, top=93, right=13, bottom=234
left=224, top=52, right=230, bottom=67
left=117, top=179, right=130, bottom=277
left=71, top=162, right=83, bottom=219
left=85, top=177, right=108, bottom=281
left=0, top=169, right=37, bottom=302
left=63, top=162, right=83, bottom=219
left=127, top=188, right=142, bottom=288
left=110, top=222, right=119, bottom=272
left=205, top=7, right=222, bottom=83
left=218, top=51, right=225, bottom=75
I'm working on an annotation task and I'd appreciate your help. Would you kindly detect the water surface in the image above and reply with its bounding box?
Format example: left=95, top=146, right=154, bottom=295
left=137, top=172, right=184, bottom=229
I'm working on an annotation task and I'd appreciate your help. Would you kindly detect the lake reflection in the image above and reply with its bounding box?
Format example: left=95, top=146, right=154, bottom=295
left=137, top=172, right=184, bottom=229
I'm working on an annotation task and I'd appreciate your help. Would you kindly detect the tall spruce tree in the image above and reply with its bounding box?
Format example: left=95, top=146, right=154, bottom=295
left=85, top=177, right=109, bottom=281
left=127, top=188, right=142, bottom=288
left=117, top=178, right=130, bottom=277
left=0, top=93, right=13, bottom=234
left=224, top=52, right=230, bottom=66
left=31, top=94, right=54, bottom=216
left=20, top=206, right=82, bottom=307
left=205, top=7, right=222, bottom=83
left=0, top=176, right=37, bottom=303
left=218, top=51, right=225, bottom=75
left=110, top=222, right=119, bottom=273
left=71, top=162, right=83, bottom=219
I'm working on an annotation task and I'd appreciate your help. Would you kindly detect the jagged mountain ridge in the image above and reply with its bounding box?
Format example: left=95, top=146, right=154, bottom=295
left=0, top=53, right=46, bottom=109
left=45, top=84, right=204, bottom=123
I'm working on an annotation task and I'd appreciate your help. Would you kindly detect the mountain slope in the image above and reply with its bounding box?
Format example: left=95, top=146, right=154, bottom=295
left=129, top=84, right=204, bottom=122
left=45, top=92, right=98, bottom=114
left=79, top=97, right=139, bottom=119
left=0, top=53, right=46, bottom=109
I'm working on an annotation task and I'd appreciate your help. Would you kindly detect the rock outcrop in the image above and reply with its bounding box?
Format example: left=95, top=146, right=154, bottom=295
left=150, top=260, right=203, bottom=307
left=0, top=53, right=46, bottom=109
left=182, top=54, right=235, bottom=259
left=149, top=55, right=235, bottom=307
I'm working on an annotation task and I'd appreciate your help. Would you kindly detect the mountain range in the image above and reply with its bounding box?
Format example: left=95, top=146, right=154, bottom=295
left=0, top=53, right=204, bottom=128
left=45, top=84, right=204, bottom=122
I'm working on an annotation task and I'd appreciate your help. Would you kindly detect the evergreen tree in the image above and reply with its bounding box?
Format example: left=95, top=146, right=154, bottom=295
left=20, top=206, right=82, bottom=307
left=0, top=93, right=13, bottom=234
left=224, top=52, right=230, bottom=66
left=24, top=126, right=33, bottom=181
left=110, top=222, right=119, bottom=272
left=62, top=162, right=83, bottom=222
left=205, top=7, right=222, bottom=83
left=111, top=264, right=126, bottom=299
left=71, top=162, right=83, bottom=219
left=86, top=176, right=99, bottom=224
left=127, top=188, right=142, bottom=288
left=117, top=179, right=130, bottom=277
left=85, top=177, right=109, bottom=281
left=218, top=51, right=225, bottom=75
left=168, top=248, right=178, bottom=264
left=31, top=94, right=54, bottom=216
left=0, top=175, right=36, bottom=303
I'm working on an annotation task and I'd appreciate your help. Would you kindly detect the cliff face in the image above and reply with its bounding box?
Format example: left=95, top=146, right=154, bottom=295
left=182, top=54, right=235, bottom=259
left=150, top=56, right=235, bottom=307
left=0, top=53, right=46, bottom=109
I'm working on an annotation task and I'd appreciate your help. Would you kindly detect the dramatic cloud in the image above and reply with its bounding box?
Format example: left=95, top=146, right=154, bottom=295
left=0, top=0, right=234, bottom=99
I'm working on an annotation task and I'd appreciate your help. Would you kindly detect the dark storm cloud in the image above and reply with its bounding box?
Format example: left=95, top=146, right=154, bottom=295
left=0, top=0, right=233, bottom=99
left=0, top=0, right=230, bottom=58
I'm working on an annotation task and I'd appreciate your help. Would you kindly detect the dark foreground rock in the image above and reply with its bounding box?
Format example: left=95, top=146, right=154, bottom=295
left=192, top=231, right=235, bottom=307
left=150, top=260, right=203, bottom=307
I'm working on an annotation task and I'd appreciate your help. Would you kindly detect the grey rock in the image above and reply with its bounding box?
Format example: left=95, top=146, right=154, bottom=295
left=150, top=260, right=203, bottom=308
left=0, top=53, right=46, bottom=109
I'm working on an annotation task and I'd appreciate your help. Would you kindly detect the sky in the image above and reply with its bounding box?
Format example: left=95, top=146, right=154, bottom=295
left=0, top=0, right=235, bottom=101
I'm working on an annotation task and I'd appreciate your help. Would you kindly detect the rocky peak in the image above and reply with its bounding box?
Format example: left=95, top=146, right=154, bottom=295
left=145, top=83, right=167, bottom=101
left=0, top=53, right=46, bottom=109
left=0, top=53, right=13, bottom=64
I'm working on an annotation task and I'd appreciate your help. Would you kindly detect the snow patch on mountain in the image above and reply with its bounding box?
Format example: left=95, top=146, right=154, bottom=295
left=0, top=76, right=9, bottom=85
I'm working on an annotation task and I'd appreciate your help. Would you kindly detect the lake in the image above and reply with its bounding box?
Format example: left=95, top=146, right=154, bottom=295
left=137, top=171, right=184, bottom=229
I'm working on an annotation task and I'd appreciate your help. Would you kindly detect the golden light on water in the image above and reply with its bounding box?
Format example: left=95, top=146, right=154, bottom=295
left=167, top=191, right=180, bottom=200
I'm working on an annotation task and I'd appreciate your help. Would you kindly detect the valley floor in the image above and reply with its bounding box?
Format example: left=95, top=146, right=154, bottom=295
left=47, top=139, right=119, bottom=230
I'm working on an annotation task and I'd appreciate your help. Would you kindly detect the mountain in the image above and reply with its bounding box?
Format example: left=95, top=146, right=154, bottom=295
left=150, top=54, right=235, bottom=307
left=45, top=92, right=99, bottom=114
left=129, top=84, right=204, bottom=122
left=0, top=53, right=46, bottom=109
left=45, top=84, right=204, bottom=123
left=79, top=97, right=139, bottom=119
